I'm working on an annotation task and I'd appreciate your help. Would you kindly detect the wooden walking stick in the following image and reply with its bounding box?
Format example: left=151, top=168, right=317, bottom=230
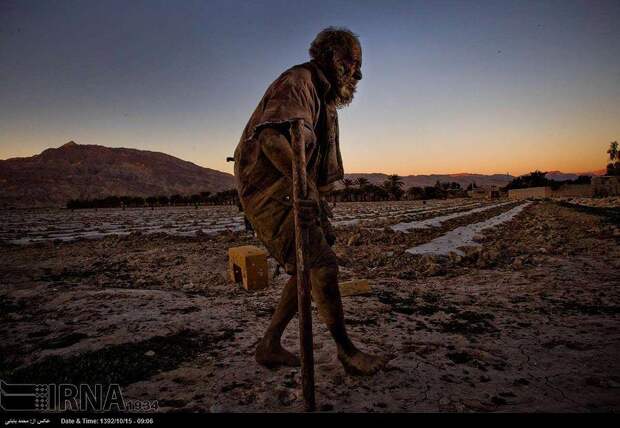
left=290, top=118, right=316, bottom=412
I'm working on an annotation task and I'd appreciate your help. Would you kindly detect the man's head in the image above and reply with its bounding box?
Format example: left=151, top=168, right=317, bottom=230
left=309, top=27, right=362, bottom=109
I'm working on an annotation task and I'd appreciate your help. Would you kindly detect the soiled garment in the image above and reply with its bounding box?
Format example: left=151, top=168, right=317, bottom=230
left=233, top=60, right=343, bottom=273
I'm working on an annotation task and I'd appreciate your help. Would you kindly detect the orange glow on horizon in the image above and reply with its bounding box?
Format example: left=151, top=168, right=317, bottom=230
left=0, top=132, right=612, bottom=178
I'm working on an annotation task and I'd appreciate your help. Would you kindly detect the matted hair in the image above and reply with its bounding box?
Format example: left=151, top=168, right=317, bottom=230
left=309, top=27, right=360, bottom=65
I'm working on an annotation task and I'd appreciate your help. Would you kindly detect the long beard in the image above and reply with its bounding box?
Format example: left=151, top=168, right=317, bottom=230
left=332, top=64, right=357, bottom=109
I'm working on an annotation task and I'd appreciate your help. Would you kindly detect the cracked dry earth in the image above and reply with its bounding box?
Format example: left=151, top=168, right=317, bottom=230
left=1, top=200, right=619, bottom=412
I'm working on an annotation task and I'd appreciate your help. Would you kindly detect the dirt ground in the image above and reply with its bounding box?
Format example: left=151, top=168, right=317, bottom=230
left=1, top=199, right=619, bottom=412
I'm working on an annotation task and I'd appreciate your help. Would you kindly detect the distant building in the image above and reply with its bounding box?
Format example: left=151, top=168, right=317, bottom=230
left=468, top=187, right=501, bottom=199
left=509, top=182, right=601, bottom=200
left=551, top=184, right=593, bottom=198
left=508, top=187, right=552, bottom=200
left=488, top=187, right=502, bottom=199
left=467, top=188, right=487, bottom=199
left=592, top=176, right=620, bottom=196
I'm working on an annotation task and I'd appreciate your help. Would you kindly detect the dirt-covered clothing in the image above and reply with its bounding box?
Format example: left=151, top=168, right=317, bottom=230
left=233, top=60, right=343, bottom=273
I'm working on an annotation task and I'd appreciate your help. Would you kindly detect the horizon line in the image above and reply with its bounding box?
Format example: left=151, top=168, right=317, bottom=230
left=0, top=140, right=607, bottom=178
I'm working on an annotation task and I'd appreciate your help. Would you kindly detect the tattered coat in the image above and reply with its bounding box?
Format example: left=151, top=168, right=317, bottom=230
left=233, top=60, right=343, bottom=271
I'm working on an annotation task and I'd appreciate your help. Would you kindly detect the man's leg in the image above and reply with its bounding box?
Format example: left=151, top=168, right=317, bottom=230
left=309, top=263, right=387, bottom=376
left=255, top=275, right=301, bottom=367
left=253, top=217, right=386, bottom=374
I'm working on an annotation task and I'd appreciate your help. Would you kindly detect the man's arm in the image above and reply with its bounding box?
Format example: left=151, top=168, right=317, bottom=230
left=258, top=127, right=295, bottom=180
left=258, top=126, right=319, bottom=225
left=258, top=127, right=336, bottom=244
left=258, top=126, right=316, bottom=179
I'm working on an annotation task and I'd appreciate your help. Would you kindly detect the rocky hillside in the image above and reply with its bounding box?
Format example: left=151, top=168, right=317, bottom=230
left=0, top=141, right=604, bottom=208
left=342, top=170, right=604, bottom=190
left=0, top=142, right=235, bottom=208
left=342, top=172, right=514, bottom=189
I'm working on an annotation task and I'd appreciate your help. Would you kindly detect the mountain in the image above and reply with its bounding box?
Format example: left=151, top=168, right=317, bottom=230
left=545, top=170, right=605, bottom=181
left=342, top=172, right=514, bottom=189
left=0, top=142, right=235, bottom=208
left=342, top=169, right=605, bottom=190
left=0, top=141, right=605, bottom=208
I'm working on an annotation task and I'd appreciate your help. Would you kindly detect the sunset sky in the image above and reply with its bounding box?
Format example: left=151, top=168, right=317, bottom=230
left=1, top=0, right=618, bottom=176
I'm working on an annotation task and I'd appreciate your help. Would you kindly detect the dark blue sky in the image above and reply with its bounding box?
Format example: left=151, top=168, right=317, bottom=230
left=1, top=0, right=618, bottom=175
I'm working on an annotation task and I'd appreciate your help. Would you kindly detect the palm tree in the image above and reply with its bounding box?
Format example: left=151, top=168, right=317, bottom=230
left=146, top=196, right=157, bottom=209
left=406, top=186, right=423, bottom=200
left=388, top=174, right=404, bottom=188
left=383, top=174, right=404, bottom=200
left=157, top=195, right=169, bottom=207
left=367, top=184, right=388, bottom=201
left=355, top=177, right=369, bottom=201
left=608, top=141, right=619, bottom=176
left=190, top=194, right=201, bottom=208
left=341, top=178, right=354, bottom=201
left=200, top=191, right=211, bottom=204
left=608, top=141, right=618, bottom=162
left=354, top=177, right=369, bottom=187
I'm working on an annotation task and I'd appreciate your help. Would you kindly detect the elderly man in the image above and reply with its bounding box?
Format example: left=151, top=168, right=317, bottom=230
left=234, top=27, right=385, bottom=375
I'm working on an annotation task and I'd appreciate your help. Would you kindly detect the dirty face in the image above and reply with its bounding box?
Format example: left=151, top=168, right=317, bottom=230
left=332, top=42, right=362, bottom=109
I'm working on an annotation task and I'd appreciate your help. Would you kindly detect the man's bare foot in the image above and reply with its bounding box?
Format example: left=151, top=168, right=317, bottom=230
left=337, top=348, right=387, bottom=376
left=255, top=338, right=300, bottom=368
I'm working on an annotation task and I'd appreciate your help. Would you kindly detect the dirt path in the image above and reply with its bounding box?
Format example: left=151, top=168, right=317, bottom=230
left=1, top=200, right=618, bottom=412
